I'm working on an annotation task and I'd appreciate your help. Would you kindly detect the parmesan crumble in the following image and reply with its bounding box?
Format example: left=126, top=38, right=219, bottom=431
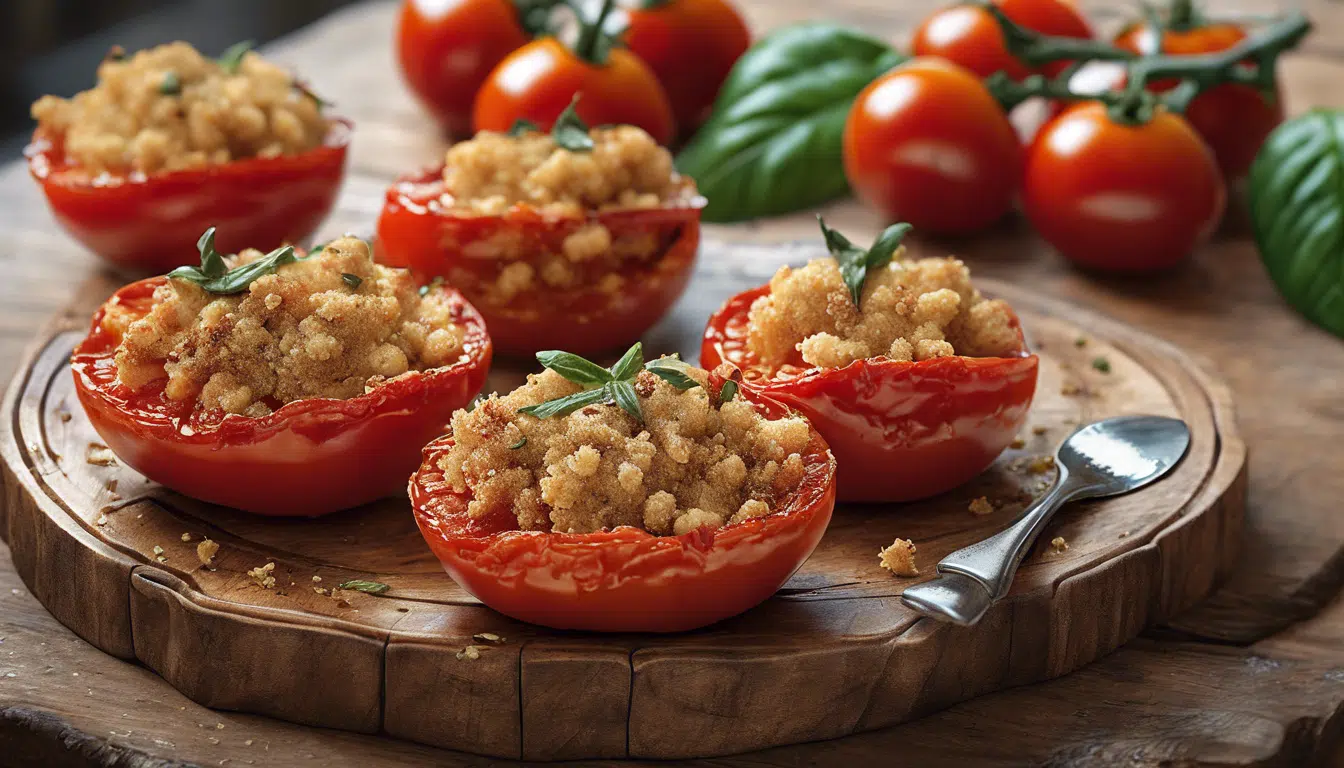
left=879, top=538, right=919, bottom=577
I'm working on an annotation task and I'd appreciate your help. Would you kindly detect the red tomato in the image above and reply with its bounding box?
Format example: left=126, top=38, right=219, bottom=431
left=912, top=0, right=1093, bottom=80
left=843, top=58, right=1023, bottom=235
left=376, top=167, right=703, bottom=357
left=409, top=394, right=836, bottom=632
left=701, top=286, right=1038, bottom=503
left=27, top=122, right=350, bottom=275
left=473, top=38, right=675, bottom=144
left=1023, top=102, right=1225, bottom=272
left=71, top=277, right=492, bottom=516
left=1115, top=20, right=1283, bottom=179
left=622, top=0, right=750, bottom=132
left=396, top=0, right=529, bottom=137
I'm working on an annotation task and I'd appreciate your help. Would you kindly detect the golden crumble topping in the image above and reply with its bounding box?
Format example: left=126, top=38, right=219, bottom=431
left=968, top=497, right=994, bottom=516
left=747, top=255, right=1023, bottom=370
left=1050, top=536, right=1069, bottom=553
left=107, top=237, right=468, bottom=416
left=879, top=538, right=919, bottom=577
left=32, top=42, right=330, bottom=175
left=440, top=368, right=812, bottom=535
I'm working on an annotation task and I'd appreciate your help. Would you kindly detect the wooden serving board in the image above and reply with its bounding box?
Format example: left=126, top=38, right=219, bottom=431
left=0, top=239, right=1245, bottom=761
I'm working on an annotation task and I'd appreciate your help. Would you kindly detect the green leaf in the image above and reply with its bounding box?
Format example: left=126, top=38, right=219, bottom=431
left=518, top=387, right=612, bottom=419
left=168, top=231, right=299, bottom=295
left=675, top=24, right=905, bottom=222
left=509, top=436, right=527, bottom=449
left=608, top=343, right=644, bottom=381
left=507, top=118, right=540, bottom=136
left=1248, top=109, right=1344, bottom=339
left=819, top=217, right=913, bottom=307
left=159, top=71, right=181, bottom=96
left=338, top=580, right=389, bottom=595
left=535, top=350, right=613, bottom=387
left=645, top=356, right=699, bottom=390
left=551, top=96, right=594, bottom=152
left=218, top=40, right=255, bottom=74
left=293, top=80, right=330, bottom=109
left=607, top=380, right=642, bottom=421
left=341, top=273, right=362, bottom=290
left=719, top=379, right=739, bottom=404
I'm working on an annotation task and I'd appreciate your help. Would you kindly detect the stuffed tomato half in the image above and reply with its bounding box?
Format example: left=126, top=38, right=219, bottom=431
left=377, top=100, right=703, bottom=357
left=409, top=345, right=836, bottom=632
left=701, top=220, right=1038, bottom=503
left=72, top=233, right=491, bottom=516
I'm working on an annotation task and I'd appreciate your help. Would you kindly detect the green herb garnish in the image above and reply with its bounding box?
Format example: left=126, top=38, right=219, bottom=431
left=419, top=276, right=445, bottom=297
left=341, top=273, right=362, bottom=289
left=551, top=95, right=594, bottom=152
left=719, top=379, right=739, bottom=403
left=817, top=217, right=914, bottom=308
left=507, top=118, right=540, bottom=136
left=509, top=436, right=527, bottom=450
left=643, top=355, right=699, bottom=390
left=518, top=344, right=710, bottom=423
left=1091, top=357, right=1112, bottom=374
left=1074, top=336, right=1088, bottom=348
left=337, top=580, right=390, bottom=595
left=159, top=71, right=181, bottom=96
left=168, top=227, right=297, bottom=294
left=293, top=80, right=330, bottom=108
left=217, top=40, right=255, bottom=74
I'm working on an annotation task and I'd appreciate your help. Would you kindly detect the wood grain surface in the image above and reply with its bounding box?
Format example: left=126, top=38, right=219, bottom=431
left=0, top=0, right=1342, bottom=766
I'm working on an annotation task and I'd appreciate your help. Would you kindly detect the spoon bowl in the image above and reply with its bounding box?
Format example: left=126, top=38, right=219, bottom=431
left=1061, top=415, right=1191, bottom=500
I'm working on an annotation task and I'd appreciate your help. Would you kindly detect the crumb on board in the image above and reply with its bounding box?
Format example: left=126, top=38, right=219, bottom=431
left=456, top=645, right=483, bottom=661
left=1060, top=382, right=1082, bottom=396
left=1119, top=530, right=1130, bottom=538
left=1050, top=536, right=1069, bottom=553
left=472, top=632, right=504, bottom=645
left=247, top=563, right=276, bottom=589
left=878, top=538, right=919, bottom=577
left=95, top=515, right=109, bottom=526
left=313, top=587, right=330, bottom=596
left=86, top=443, right=117, bottom=466
left=180, top=532, right=192, bottom=542
left=1032, top=425, right=1048, bottom=435
left=1027, top=455, right=1056, bottom=474
left=968, top=497, right=994, bottom=516
left=311, top=575, right=322, bottom=583
left=196, top=539, right=219, bottom=567
left=1010, top=437, right=1025, bottom=449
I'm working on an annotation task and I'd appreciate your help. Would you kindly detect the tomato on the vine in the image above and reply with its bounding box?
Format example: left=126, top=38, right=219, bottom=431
left=843, top=58, right=1022, bottom=235
left=396, top=0, right=530, bottom=137
left=473, top=1, right=675, bottom=143
left=912, top=0, right=1093, bottom=80
left=1115, top=16, right=1283, bottom=179
left=1024, top=102, right=1225, bottom=272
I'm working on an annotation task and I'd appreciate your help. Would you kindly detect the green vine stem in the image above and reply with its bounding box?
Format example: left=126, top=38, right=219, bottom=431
left=978, top=3, right=1136, bottom=66
left=573, top=0, right=622, bottom=65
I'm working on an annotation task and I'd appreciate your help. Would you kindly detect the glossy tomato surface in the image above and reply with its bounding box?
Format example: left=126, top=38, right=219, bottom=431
left=843, top=58, right=1023, bottom=235
left=1024, top=102, right=1225, bottom=272
left=396, top=0, right=529, bottom=137
left=376, top=167, right=703, bottom=357
left=71, top=277, right=492, bottom=516
left=409, top=394, right=836, bottom=632
left=1115, top=21, right=1283, bottom=179
left=912, top=0, right=1093, bottom=80
left=622, top=0, right=750, bottom=132
left=702, top=286, right=1037, bottom=503
left=27, top=121, right=351, bottom=275
left=473, top=38, right=675, bottom=144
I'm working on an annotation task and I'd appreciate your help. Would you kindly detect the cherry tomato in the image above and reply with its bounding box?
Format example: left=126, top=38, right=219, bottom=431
left=621, top=0, right=751, bottom=132
left=376, top=167, right=703, bottom=357
left=1115, top=20, right=1283, bottom=179
left=71, top=277, right=492, bottom=517
left=473, top=38, right=675, bottom=144
left=27, top=121, right=350, bottom=275
left=701, top=285, right=1038, bottom=503
left=396, top=0, right=530, bottom=137
left=1024, top=102, right=1225, bottom=272
left=912, top=0, right=1093, bottom=80
left=409, top=393, right=836, bottom=632
left=843, top=58, right=1023, bottom=235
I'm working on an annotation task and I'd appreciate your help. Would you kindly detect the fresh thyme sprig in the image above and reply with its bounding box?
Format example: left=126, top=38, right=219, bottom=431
left=517, top=344, right=717, bottom=422
left=817, top=216, right=914, bottom=309
left=167, top=227, right=298, bottom=294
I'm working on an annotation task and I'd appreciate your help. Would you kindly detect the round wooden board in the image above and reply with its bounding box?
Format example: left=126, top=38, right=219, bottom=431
left=0, top=239, right=1245, bottom=761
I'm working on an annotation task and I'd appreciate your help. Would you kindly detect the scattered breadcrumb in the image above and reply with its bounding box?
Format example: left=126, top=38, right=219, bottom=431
left=1032, top=425, right=1048, bottom=435
left=58, top=409, right=73, bottom=422
left=1119, top=530, right=1130, bottom=538
left=196, top=539, right=219, bottom=567
left=1027, top=455, right=1056, bottom=474
left=1060, top=382, right=1082, bottom=396
left=456, top=645, right=482, bottom=661
left=151, top=545, right=165, bottom=564
left=968, top=497, right=994, bottom=516
left=1091, top=356, right=1112, bottom=374
left=1050, top=536, right=1069, bottom=553
left=311, top=575, right=322, bottom=583
left=472, top=632, right=504, bottom=644
left=86, top=443, right=117, bottom=466
left=1010, top=437, right=1025, bottom=449
left=95, top=515, right=109, bottom=526
left=180, top=532, right=192, bottom=542
left=878, top=538, right=919, bottom=577
left=247, top=562, right=276, bottom=589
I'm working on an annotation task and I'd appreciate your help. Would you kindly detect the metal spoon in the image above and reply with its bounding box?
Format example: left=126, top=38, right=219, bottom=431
left=900, top=415, right=1191, bottom=626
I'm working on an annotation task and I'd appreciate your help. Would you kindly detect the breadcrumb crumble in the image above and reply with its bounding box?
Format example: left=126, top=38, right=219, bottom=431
left=247, top=562, right=276, bottom=589
left=1050, top=536, right=1069, bottom=553
left=968, top=497, right=994, bottom=516
left=878, top=538, right=919, bottom=577
left=196, top=539, right=219, bottom=567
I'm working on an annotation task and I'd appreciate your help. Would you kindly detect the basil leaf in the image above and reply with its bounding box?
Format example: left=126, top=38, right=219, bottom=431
left=1249, top=109, right=1344, bottom=338
left=608, top=342, right=644, bottom=381
left=535, top=350, right=613, bottom=386
left=518, top=387, right=611, bottom=419
left=341, top=273, right=362, bottom=289
left=159, top=71, right=181, bottom=96
left=820, top=217, right=913, bottom=307
left=676, top=24, right=905, bottom=222
left=507, top=118, right=540, bottom=136
left=645, top=356, right=699, bottom=390
left=338, top=580, right=389, bottom=594
left=169, top=242, right=298, bottom=295
left=198, top=227, right=227, bottom=278
left=719, top=380, right=739, bottom=404
left=552, top=96, right=594, bottom=152
left=218, top=40, right=255, bottom=74
left=607, top=380, right=642, bottom=421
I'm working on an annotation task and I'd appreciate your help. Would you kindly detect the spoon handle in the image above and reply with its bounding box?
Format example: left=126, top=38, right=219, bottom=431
left=936, top=467, right=1076, bottom=598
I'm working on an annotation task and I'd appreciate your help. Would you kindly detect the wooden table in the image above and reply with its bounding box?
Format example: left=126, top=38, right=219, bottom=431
left=3, top=1, right=1344, bottom=765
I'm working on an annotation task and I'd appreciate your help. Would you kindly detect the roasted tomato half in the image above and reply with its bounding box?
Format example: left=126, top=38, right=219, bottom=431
left=376, top=167, right=704, bottom=357
left=409, top=394, right=836, bottom=633
left=71, top=276, right=492, bottom=516
left=701, top=285, right=1038, bottom=503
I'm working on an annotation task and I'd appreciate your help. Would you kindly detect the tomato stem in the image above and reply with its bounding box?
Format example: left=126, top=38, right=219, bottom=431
left=978, top=3, right=1136, bottom=66
left=573, top=0, right=622, bottom=66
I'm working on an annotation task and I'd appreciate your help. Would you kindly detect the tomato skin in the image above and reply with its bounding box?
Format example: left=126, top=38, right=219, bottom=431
left=27, top=122, right=350, bottom=275
left=473, top=38, right=675, bottom=144
left=701, top=286, right=1038, bottom=503
left=1024, top=102, right=1226, bottom=272
left=71, top=277, right=492, bottom=517
left=912, top=0, right=1093, bottom=80
left=843, top=58, right=1023, bottom=235
left=1115, top=22, right=1283, bottom=180
left=396, top=0, right=529, bottom=137
left=622, top=0, right=750, bottom=132
left=409, top=395, right=836, bottom=633
left=376, top=167, right=703, bottom=357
